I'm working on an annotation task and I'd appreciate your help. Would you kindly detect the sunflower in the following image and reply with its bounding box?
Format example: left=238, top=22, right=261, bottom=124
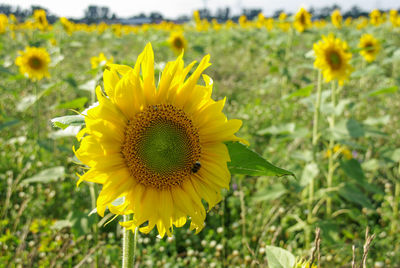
left=15, top=46, right=51, bottom=81
left=0, top=14, right=8, bottom=33
left=90, top=52, right=114, bottom=69
left=33, top=9, right=49, bottom=31
left=369, top=9, right=382, bottom=26
left=359, top=34, right=380, bottom=63
left=75, top=43, right=247, bottom=237
left=168, top=32, right=187, bottom=54
left=313, top=34, right=353, bottom=85
left=331, top=9, right=342, bottom=28
left=294, top=7, right=312, bottom=33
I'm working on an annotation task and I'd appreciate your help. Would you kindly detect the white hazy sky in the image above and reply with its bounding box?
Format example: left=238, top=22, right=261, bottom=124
left=1, top=0, right=399, bottom=19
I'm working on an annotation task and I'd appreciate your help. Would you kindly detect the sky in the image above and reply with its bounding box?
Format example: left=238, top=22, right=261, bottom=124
left=1, top=0, right=399, bottom=19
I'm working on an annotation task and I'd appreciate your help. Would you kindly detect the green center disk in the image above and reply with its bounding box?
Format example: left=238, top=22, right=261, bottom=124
left=138, top=120, right=191, bottom=175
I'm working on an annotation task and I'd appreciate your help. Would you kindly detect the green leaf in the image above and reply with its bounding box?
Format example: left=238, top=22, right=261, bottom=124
left=226, top=142, right=294, bottom=177
left=283, top=84, right=314, bottom=100
left=346, top=119, right=365, bottom=138
left=300, top=162, right=319, bottom=187
left=340, top=159, right=381, bottom=194
left=56, top=97, right=88, bottom=110
left=257, top=123, right=296, bottom=136
left=79, top=80, right=96, bottom=92
left=51, top=115, right=85, bottom=129
left=0, top=119, right=20, bottom=131
left=368, top=86, right=398, bottom=96
left=265, top=246, right=295, bottom=268
left=363, top=115, right=390, bottom=126
left=21, top=167, right=65, bottom=185
left=339, top=183, right=373, bottom=209
left=16, top=95, right=37, bottom=112
left=252, top=183, right=287, bottom=202
left=340, top=159, right=365, bottom=183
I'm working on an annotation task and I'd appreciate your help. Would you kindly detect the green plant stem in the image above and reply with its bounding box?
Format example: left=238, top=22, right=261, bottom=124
left=312, top=70, right=323, bottom=148
left=306, top=70, right=323, bottom=245
left=392, top=178, right=400, bottom=234
left=89, top=184, right=99, bottom=267
left=122, top=214, right=136, bottom=268
left=34, top=82, right=40, bottom=140
left=326, top=81, right=337, bottom=217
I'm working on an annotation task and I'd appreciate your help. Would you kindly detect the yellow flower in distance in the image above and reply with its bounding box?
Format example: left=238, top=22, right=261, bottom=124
left=74, top=43, right=247, bottom=237
left=168, top=32, right=187, bottom=54
left=0, top=14, right=8, bottom=33
left=295, top=258, right=317, bottom=268
left=294, top=7, right=312, bottom=33
left=33, top=9, right=49, bottom=31
left=359, top=34, right=380, bottom=63
left=90, top=52, right=113, bottom=69
left=15, top=46, right=51, bottom=81
left=331, top=9, right=342, bottom=28
left=313, top=34, right=353, bottom=85
left=370, top=9, right=382, bottom=26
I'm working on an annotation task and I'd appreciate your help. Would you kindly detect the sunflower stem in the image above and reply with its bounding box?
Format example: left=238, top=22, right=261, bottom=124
left=326, top=81, right=337, bottom=217
left=308, top=70, right=322, bottom=238
left=34, top=82, right=40, bottom=141
left=122, top=215, right=136, bottom=268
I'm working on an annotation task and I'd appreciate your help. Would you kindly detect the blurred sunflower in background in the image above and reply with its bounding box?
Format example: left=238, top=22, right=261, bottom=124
left=90, top=52, right=114, bottom=69
left=168, top=31, right=187, bottom=54
left=331, top=9, right=342, bottom=28
left=33, top=9, right=49, bottom=31
left=15, top=46, right=51, bottom=81
left=313, top=34, right=353, bottom=85
left=359, top=34, right=380, bottom=62
left=75, top=43, right=247, bottom=237
left=294, top=7, right=312, bottom=33
left=369, top=9, right=382, bottom=26
left=0, top=14, right=8, bottom=33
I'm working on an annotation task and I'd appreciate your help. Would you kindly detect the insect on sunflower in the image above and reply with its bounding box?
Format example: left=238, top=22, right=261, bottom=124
left=168, top=32, right=187, bottom=54
left=75, top=43, right=248, bottom=237
left=313, top=34, right=353, bottom=85
left=15, top=46, right=51, bottom=81
left=358, top=34, right=380, bottom=63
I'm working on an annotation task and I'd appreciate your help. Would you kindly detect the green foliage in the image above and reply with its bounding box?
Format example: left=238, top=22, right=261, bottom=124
left=1, top=17, right=399, bottom=268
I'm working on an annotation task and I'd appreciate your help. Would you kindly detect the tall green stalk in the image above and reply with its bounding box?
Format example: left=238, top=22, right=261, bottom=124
left=122, top=215, right=137, bottom=268
left=309, top=70, right=323, bottom=223
left=34, top=82, right=40, bottom=140
left=326, top=81, right=337, bottom=217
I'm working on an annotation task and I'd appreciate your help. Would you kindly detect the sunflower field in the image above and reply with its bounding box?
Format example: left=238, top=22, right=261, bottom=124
left=1, top=7, right=400, bottom=268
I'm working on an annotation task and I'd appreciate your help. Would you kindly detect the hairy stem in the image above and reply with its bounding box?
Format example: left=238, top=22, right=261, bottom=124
left=122, top=214, right=136, bottom=268
left=326, top=81, right=337, bottom=217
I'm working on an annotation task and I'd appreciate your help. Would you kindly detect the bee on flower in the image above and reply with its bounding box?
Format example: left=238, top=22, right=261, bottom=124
left=15, top=46, right=51, bottom=81
left=90, top=53, right=114, bottom=69
left=75, top=43, right=247, bottom=237
left=358, top=34, right=380, bottom=63
left=294, top=7, right=312, bottom=33
left=313, top=34, right=353, bottom=85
